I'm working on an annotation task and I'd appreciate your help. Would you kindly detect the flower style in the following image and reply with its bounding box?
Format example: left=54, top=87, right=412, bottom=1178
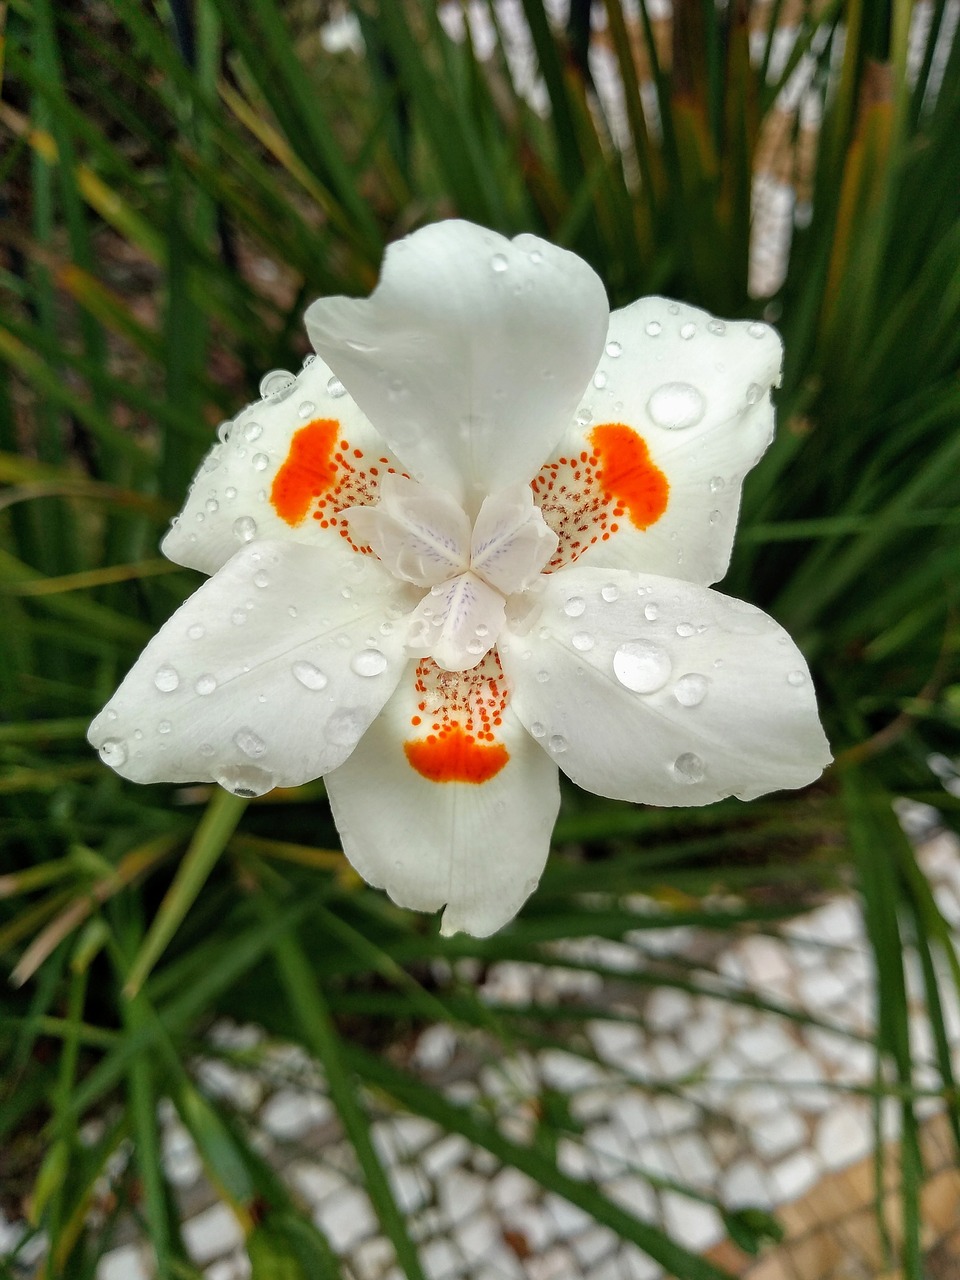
left=89, top=221, right=830, bottom=936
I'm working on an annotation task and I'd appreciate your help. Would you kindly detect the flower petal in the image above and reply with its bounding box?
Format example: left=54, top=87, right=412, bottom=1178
left=406, top=572, right=505, bottom=672
left=533, top=299, right=782, bottom=585
left=324, top=656, right=560, bottom=936
left=344, top=473, right=471, bottom=587
left=161, top=354, right=404, bottom=577
left=304, top=221, right=609, bottom=513
left=471, top=484, right=558, bottom=595
left=88, top=540, right=417, bottom=792
left=498, top=566, right=830, bottom=805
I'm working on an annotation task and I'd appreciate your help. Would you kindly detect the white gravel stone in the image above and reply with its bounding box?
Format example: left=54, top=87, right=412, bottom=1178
left=287, top=1160, right=347, bottom=1205
left=651, top=1038, right=698, bottom=1078
left=771, top=1149, right=820, bottom=1201
left=196, top=1059, right=263, bottom=1111
left=738, top=936, right=794, bottom=988
left=454, top=1212, right=500, bottom=1262
left=619, top=1243, right=665, bottom=1279
left=670, top=1132, right=721, bottom=1186
left=539, top=1049, right=608, bottom=1091
left=439, top=1169, right=487, bottom=1225
left=97, top=1245, right=151, bottom=1280
left=812, top=899, right=864, bottom=945
left=528, top=1246, right=580, bottom=1280
left=544, top=1192, right=593, bottom=1238
left=732, top=1023, right=795, bottom=1069
left=490, top=1167, right=537, bottom=1211
left=182, top=1204, right=243, bottom=1265
left=721, top=1158, right=774, bottom=1209
left=422, top=1133, right=472, bottom=1178
left=606, top=1176, right=658, bottom=1219
left=814, top=1105, right=873, bottom=1170
left=729, top=1084, right=783, bottom=1123
left=161, top=1120, right=203, bottom=1187
left=352, top=1236, right=395, bottom=1280
left=260, top=1088, right=333, bottom=1139
left=798, top=967, right=850, bottom=1009
left=502, top=1201, right=556, bottom=1251
left=645, top=988, right=694, bottom=1032
left=572, top=1223, right=617, bottom=1266
left=610, top=1093, right=651, bottom=1141
left=661, top=1193, right=723, bottom=1252
left=588, top=1019, right=643, bottom=1061
left=388, top=1164, right=430, bottom=1213
left=314, top=1186, right=376, bottom=1252
left=752, top=1108, right=807, bottom=1160
left=205, top=1253, right=251, bottom=1280
left=681, top=1008, right=727, bottom=1060
left=414, top=1023, right=459, bottom=1071
left=421, top=1237, right=464, bottom=1279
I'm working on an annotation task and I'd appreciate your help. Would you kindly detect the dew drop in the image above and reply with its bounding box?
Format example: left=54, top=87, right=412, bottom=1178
left=491, top=253, right=509, bottom=273
left=243, top=421, right=263, bottom=443
left=593, top=370, right=608, bottom=389
left=158, top=720, right=171, bottom=734
left=205, top=497, right=220, bottom=514
left=605, top=340, right=622, bottom=358
left=201, top=452, right=221, bottom=474
left=351, top=649, right=387, bottom=677
left=326, top=375, right=346, bottom=399
left=195, top=673, right=218, bottom=696
left=225, top=486, right=238, bottom=500
left=529, top=249, right=543, bottom=265
left=233, top=727, right=266, bottom=759
left=707, top=319, right=726, bottom=335
left=674, top=673, right=709, bottom=707
left=536, top=670, right=550, bottom=683
left=327, top=708, right=365, bottom=747
left=673, top=752, right=705, bottom=783
left=709, top=475, right=725, bottom=494
left=600, top=584, right=619, bottom=602
left=231, top=609, right=247, bottom=626
left=233, top=516, right=258, bottom=543
left=98, top=738, right=128, bottom=767
left=563, top=596, right=586, bottom=618
left=645, top=320, right=662, bottom=337
left=644, top=602, right=659, bottom=621
left=530, top=722, right=546, bottom=738
left=708, top=510, right=722, bottom=525
left=252, top=452, right=270, bottom=472
left=548, top=734, right=568, bottom=754
left=298, top=400, right=316, bottom=419
left=215, top=764, right=274, bottom=798
left=259, top=369, right=295, bottom=399
left=575, top=407, right=593, bottom=427
left=217, top=421, right=233, bottom=444
left=647, top=382, right=706, bottom=431
left=679, top=322, right=697, bottom=340
left=613, top=640, right=672, bottom=693
left=188, top=623, right=206, bottom=640
left=745, top=383, right=762, bottom=405
left=787, top=670, right=807, bottom=686
left=676, top=622, right=695, bottom=637
left=154, top=665, right=180, bottom=693
left=292, top=661, right=328, bottom=691
left=572, top=632, right=595, bottom=652
left=748, top=322, right=767, bottom=338
left=253, top=571, right=269, bottom=589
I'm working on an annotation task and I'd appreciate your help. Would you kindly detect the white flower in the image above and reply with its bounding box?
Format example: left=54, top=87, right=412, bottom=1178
left=89, top=220, right=831, bottom=936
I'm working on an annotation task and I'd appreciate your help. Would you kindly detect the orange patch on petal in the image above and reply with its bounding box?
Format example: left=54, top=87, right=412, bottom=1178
left=404, top=726, right=509, bottom=784
left=588, top=423, right=669, bottom=531
left=270, top=419, right=339, bottom=526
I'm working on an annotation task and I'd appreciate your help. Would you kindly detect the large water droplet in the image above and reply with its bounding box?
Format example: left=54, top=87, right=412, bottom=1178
left=644, top=603, right=659, bottom=621
left=98, top=738, right=128, bottom=767
left=563, top=596, right=586, bottom=618
left=676, top=622, right=695, bottom=637
left=154, top=665, right=180, bottom=693
left=613, top=640, right=672, bottom=693
left=243, top=421, right=263, bottom=443
left=647, top=382, right=706, bottom=431
left=593, top=370, right=608, bottom=389
left=707, top=319, right=726, bottom=335
left=530, top=722, right=546, bottom=738
left=709, top=475, right=725, bottom=494
left=252, top=452, right=270, bottom=472
left=233, top=516, right=257, bottom=543
left=571, top=632, right=594, bottom=652
left=645, top=320, right=662, bottom=337
left=260, top=369, right=295, bottom=400
left=326, top=375, right=346, bottom=398
left=605, top=340, right=622, bottom=358
left=673, top=752, right=705, bottom=783
left=490, top=253, right=509, bottom=273
left=680, top=322, right=697, bottom=340
left=674, top=673, right=709, bottom=707
left=215, top=764, right=274, bottom=798
left=234, top=727, right=266, bottom=758
left=217, top=421, right=233, bottom=444
left=748, top=322, right=768, bottom=338
left=195, top=674, right=218, bottom=696
left=601, top=584, right=619, bottom=602
left=327, top=708, right=365, bottom=747
left=745, top=383, right=762, bottom=405
left=787, top=670, right=807, bottom=687
left=298, top=400, right=316, bottom=419
left=292, top=661, right=328, bottom=691
left=548, top=734, right=568, bottom=754
left=351, top=649, right=388, bottom=678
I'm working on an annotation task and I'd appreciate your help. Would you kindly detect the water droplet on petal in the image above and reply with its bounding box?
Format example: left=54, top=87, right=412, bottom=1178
left=645, top=320, right=662, bottom=337
left=572, top=632, right=594, bottom=652
left=195, top=674, right=217, bottom=696
left=217, top=421, right=233, bottom=444
left=680, top=322, right=697, bottom=340
left=298, top=400, right=316, bottom=419
left=292, top=661, right=328, bottom=690
left=260, top=369, right=295, bottom=400
left=605, top=340, right=622, bottom=358
left=600, top=584, right=619, bottom=602
left=563, top=596, right=586, bottom=618
left=676, top=622, right=695, bottom=637
left=593, top=370, right=608, bottom=389
left=536, top=670, right=550, bottom=683
left=745, top=383, right=762, bottom=405
left=787, top=670, right=807, bottom=686
left=707, top=319, right=726, bottom=335
left=253, top=571, right=269, bottom=589
left=575, top=407, right=593, bottom=427
left=98, top=738, right=128, bottom=767
left=748, top=322, right=767, bottom=338
left=530, top=722, right=546, bottom=738
left=491, top=253, right=509, bottom=272
left=243, top=421, right=263, bottom=443
left=673, top=752, right=705, bottom=783
left=216, top=764, right=274, bottom=798
left=188, top=623, right=205, bottom=640
left=351, top=648, right=387, bottom=677
left=326, top=375, right=346, bottom=399
left=327, top=708, right=365, bottom=747
left=529, top=250, right=543, bottom=265
left=709, top=475, right=725, bottom=493
left=549, top=734, right=568, bottom=754
left=205, top=498, right=219, bottom=514
left=252, top=452, right=270, bottom=472
left=647, top=382, right=706, bottom=431
left=158, top=720, right=171, bottom=734
left=233, top=516, right=257, bottom=543
left=225, top=486, right=238, bottom=500
left=708, top=509, right=722, bottom=525
left=154, top=665, right=180, bottom=693
left=234, top=727, right=266, bottom=759
left=231, top=609, right=247, bottom=626
left=674, top=673, right=709, bottom=707
left=644, top=603, right=659, bottom=621
left=613, top=641, right=672, bottom=693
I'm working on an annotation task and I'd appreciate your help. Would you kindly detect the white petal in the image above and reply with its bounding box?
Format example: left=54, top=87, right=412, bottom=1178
left=471, top=484, right=558, bottom=595
left=406, top=572, right=505, bottom=672
left=534, top=298, right=782, bottom=585
left=305, top=221, right=609, bottom=513
left=161, top=354, right=401, bottom=576
left=498, top=566, right=831, bottom=806
left=324, top=659, right=559, bottom=936
left=88, top=541, right=418, bottom=792
left=343, top=473, right=471, bottom=586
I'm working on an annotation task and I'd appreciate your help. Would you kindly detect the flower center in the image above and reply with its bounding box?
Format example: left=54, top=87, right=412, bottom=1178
left=345, top=476, right=558, bottom=671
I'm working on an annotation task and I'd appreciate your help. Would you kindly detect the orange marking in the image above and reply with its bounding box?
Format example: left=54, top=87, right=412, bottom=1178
left=404, top=725, right=509, bottom=784
left=588, top=424, right=669, bottom=530
left=270, top=419, right=339, bottom=525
